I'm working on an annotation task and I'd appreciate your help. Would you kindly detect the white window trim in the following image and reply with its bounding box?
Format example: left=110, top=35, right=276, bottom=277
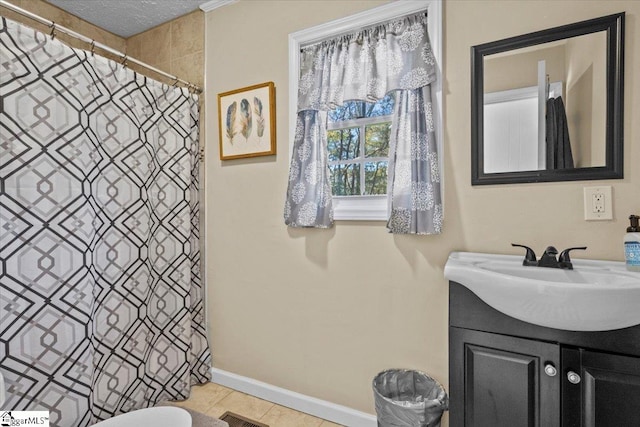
left=288, top=0, right=443, bottom=221
left=328, top=112, right=392, bottom=199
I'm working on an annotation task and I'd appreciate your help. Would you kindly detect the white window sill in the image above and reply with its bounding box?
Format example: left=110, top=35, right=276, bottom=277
left=333, top=195, right=388, bottom=221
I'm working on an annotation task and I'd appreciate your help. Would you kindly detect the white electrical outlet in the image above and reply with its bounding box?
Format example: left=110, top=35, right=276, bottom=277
left=593, top=193, right=605, bottom=213
left=584, top=186, right=613, bottom=220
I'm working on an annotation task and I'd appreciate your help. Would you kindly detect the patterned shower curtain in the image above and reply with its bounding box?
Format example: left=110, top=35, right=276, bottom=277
left=0, top=17, right=211, bottom=426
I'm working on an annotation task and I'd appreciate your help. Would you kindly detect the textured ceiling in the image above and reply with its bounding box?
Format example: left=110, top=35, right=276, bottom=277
left=46, top=0, right=206, bottom=37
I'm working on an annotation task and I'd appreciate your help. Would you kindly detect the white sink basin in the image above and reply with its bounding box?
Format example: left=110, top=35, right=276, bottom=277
left=444, top=252, right=640, bottom=331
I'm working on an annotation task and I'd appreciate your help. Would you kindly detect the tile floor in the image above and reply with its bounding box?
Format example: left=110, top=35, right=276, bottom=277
left=173, top=382, right=344, bottom=427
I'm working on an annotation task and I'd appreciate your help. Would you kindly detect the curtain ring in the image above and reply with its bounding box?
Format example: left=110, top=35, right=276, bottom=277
left=49, top=22, right=56, bottom=39
left=120, top=54, right=128, bottom=67
left=171, top=78, right=179, bottom=87
left=90, top=41, right=96, bottom=56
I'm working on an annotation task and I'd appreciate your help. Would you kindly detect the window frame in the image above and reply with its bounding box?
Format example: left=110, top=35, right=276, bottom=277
left=288, top=0, right=443, bottom=221
left=327, top=111, right=393, bottom=198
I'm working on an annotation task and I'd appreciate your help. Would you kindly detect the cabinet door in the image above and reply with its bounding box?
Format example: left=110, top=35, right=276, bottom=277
left=563, top=347, right=640, bottom=427
left=450, top=327, right=560, bottom=427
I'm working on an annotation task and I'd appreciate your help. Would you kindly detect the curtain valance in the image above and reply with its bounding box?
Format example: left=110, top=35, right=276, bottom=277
left=297, top=13, right=436, bottom=112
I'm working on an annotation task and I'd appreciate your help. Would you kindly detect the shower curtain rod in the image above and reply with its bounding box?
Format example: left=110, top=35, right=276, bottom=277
left=0, top=0, right=203, bottom=94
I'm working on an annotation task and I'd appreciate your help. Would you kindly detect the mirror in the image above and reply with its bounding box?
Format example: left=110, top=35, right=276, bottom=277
left=471, top=13, right=624, bottom=185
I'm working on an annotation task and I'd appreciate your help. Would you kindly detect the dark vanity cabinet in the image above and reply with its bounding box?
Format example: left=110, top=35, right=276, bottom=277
left=449, top=282, right=640, bottom=427
left=450, top=328, right=560, bottom=427
left=564, top=348, right=640, bottom=427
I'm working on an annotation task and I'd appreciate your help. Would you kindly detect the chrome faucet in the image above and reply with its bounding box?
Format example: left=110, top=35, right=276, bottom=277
left=512, top=244, right=587, bottom=270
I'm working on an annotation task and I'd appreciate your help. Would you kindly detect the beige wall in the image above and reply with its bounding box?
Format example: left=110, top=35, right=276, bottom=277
left=565, top=31, right=607, bottom=167
left=484, top=44, right=566, bottom=93
left=204, top=0, right=640, bottom=422
left=126, top=11, right=204, bottom=87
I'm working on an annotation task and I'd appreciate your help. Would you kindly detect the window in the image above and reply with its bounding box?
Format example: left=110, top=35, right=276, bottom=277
left=289, top=0, right=442, bottom=221
left=327, top=95, right=394, bottom=197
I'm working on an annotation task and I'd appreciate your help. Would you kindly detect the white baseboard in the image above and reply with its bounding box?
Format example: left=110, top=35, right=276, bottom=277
left=210, top=367, right=377, bottom=427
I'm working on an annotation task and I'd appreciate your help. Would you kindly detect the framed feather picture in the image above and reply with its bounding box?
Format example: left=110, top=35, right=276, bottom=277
left=217, top=81, right=276, bottom=160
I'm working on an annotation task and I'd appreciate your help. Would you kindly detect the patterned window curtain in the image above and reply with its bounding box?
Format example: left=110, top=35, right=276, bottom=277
left=0, top=18, right=211, bottom=426
left=284, top=12, right=442, bottom=234
left=387, top=86, right=442, bottom=234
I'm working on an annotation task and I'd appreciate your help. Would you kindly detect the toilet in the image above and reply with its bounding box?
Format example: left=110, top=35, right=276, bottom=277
left=92, top=406, right=191, bottom=427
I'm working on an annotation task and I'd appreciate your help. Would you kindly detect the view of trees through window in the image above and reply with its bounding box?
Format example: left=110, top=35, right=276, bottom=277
left=327, top=95, right=394, bottom=196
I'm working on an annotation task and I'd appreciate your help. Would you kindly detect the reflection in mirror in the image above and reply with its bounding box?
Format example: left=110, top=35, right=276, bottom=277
left=471, top=13, right=624, bottom=185
left=484, top=32, right=606, bottom=173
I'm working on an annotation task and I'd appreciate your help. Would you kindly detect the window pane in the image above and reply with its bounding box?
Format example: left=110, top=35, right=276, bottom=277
left=366, top=94, right=395, bottom=117
left=327, top=128, right=360, bottom=161
left=329, top=163, right=360, bottom=196
left=328, top=102, right=366, bottom=122
left=365, top=161, right=388, bottom=195
left=328, top=94, right=395, bottom=123
left=365, top=122, right=391, bottom=158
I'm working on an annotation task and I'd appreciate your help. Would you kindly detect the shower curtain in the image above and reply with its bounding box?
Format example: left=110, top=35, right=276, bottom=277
left=0, top=17, right=211, bottom=426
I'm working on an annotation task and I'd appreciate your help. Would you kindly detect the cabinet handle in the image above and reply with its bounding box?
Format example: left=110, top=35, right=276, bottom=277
left=567, top=371, right=581, bottom=384
left=544, top=364, right=557, bottom=377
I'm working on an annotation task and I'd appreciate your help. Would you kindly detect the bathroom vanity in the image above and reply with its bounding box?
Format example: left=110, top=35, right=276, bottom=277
left=445, top=252, right=640, bottom=427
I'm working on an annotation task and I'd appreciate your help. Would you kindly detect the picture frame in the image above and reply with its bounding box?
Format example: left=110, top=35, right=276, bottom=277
left=218, top=81, right=276, bottom=160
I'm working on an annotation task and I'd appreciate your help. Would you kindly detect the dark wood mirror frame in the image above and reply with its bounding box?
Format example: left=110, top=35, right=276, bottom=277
left=471, top=13, right=625, bottom=185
